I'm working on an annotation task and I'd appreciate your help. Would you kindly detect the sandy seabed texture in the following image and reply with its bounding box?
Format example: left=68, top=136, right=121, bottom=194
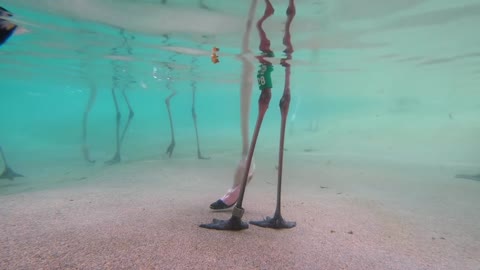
left=1, top=150, right=479, bottom=270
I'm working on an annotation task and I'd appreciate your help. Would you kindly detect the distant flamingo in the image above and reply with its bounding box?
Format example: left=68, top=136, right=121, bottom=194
left=156, top=34, right=178, bottom=158
left=201, top=0, right=297, bottom=230
left=80, top=29, right=135, bottom=165
left=156, top=33, right=209, bottom=160
left=81, top=81, right=97, bottom=164
left=190, top=48, right=210, bottom=160
left=105, top=29, right=136, bottom=165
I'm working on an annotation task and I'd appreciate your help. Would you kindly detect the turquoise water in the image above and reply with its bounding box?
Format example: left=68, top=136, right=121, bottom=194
left=1, top=0, right=480, bottom=267
left=0, top=2, right=478, bottom=190
left=1, top=1, right=480, bottom=269
left=2, top=1, right=479, bottom=189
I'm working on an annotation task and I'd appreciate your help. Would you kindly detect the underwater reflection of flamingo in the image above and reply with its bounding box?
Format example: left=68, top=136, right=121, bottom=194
left=157, top=35, right=210, bottom=160
left=201, top=0, right=297, bottom=230
left=81, top=77, right=134, bottom=165
left=0, top=146, right=23, bottom=180
left=157, top=36, right=177, bottom=158
left=165, top=71, right=176, bottom=158
left=81, top=29, right=135, bottom=165
left=105, top=80, right=135, bottom=165
left=190, top=48, right=210, bottom=160
left=153, top=0, right=210, bottom=159
left=105, top=29, right=135, bottom=165
left=81, top=81, right=97, bottom=164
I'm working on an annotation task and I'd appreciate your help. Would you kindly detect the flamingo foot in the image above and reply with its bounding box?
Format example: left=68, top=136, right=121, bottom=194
left=250, top=214, right=296, bottom=229
left=105, top=153, right=121, bottom=165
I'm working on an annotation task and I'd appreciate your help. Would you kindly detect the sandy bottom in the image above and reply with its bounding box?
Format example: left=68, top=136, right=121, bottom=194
left=0, top=150, right=479, bottom=270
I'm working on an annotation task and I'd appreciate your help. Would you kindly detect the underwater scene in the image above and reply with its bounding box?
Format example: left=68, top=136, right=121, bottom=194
left=0, top=0, right=479, bottom=269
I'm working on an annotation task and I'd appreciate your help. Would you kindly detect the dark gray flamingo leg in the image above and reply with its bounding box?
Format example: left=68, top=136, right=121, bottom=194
left=165, top=89, right=177, bottom=158
left=0, top=146, right=23, bottom=180
left=82, top=83, right=97, bottom=164
left=191, top=82, right=210, bottom=160
left=250, top=0, right=297, bottom=229
left=105, top=87, right=122, bottom=165
left=119, top=88, right=134, bottom=145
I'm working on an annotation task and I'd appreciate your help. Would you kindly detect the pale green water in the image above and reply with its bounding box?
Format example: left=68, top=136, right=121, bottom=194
left=1, top=0, right=480, bottom=193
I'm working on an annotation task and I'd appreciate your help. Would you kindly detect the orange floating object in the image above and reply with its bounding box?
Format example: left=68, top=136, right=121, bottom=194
left=211, top=47, right=220, bottom=64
